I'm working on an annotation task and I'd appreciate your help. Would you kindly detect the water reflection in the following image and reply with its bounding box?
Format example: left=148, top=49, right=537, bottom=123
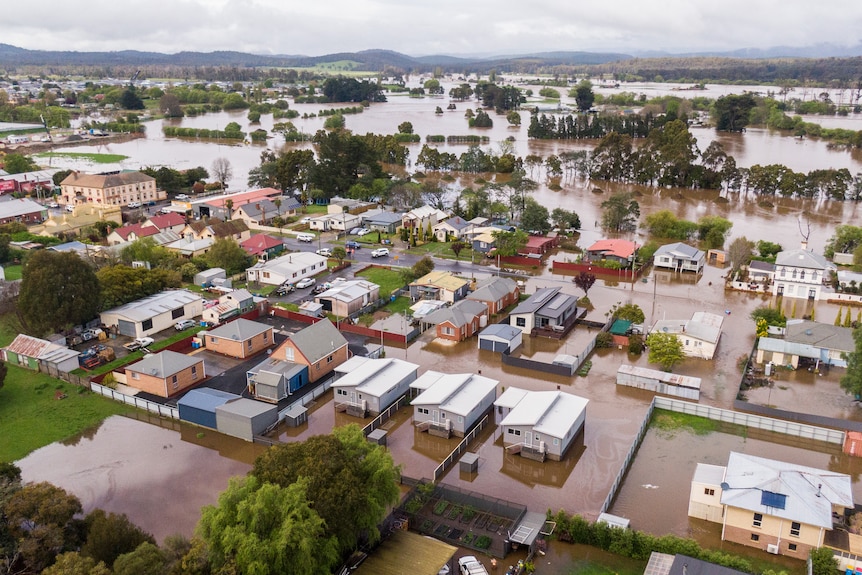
left=499, top=433, right=583, bottom=489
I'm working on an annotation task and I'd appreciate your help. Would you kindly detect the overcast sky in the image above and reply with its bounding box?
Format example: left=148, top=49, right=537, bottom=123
left=2, top=0, right=861, bottom=57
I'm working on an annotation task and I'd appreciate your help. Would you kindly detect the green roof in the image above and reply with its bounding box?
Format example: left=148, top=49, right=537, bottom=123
left=609, top=319, right=632, bottom=335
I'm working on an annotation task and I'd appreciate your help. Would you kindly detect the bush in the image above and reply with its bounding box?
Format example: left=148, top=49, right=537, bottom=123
left=595, top=332, right=613, bottom=348
left=628, top=333, right=644, bottom=354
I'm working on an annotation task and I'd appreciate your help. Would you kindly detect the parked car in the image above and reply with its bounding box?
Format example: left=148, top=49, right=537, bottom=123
left=345, top=241, right=362, bottom=250
left=297, top=233, right=314, bottom=242
left=356, top=228, right=371, bottom=236
left=175, top=319, right=196, bottom=331
left=175, top=194, right=190, bottom=200
left=275, top=283, right=296, bottom=296
left=316, top=248, right=332, bottom=257
left=123, top=337, right=154, bottom=352
left=128, top=201, right=141, bottom=208
left=300, top=217, right=311, bottom=224
left=371, top=248, right=390, bottom=258
left=296, top=277, right=316, bottom=289
left=65, top=204, right=75, bottom=212
left=47, top=201, right=59, bottom=209
left=349, top=227, right=363, bottom=235
left=311, top=284, right=327, bottom=295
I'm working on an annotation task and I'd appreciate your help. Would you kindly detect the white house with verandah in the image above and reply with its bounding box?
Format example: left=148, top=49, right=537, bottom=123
left=494, top=387, right=588, bottom=462
left=331, top=356, right=419, bottom=417
left=409, top=371, right=498, bottom=437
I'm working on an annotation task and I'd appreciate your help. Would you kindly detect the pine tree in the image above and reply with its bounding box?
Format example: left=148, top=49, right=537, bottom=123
left=836, top=308, right=844, bottom=326
left=845, top=307, right=853, bottom=327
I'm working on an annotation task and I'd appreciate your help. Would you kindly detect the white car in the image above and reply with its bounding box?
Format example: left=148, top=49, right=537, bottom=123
left=175, top=319, right=196, bottom=331
left=356, top=228, right=371, bottom=236
left=47, top=201, right=59, bottom=209
left=300, top=217, right=312, bottom=224
left=371, top=248, right=390, bottom=258
left=128, top=202, right=141, bottom=208
left=176, top=194, right=190, bottom=200
left=296, top=233, right=314, bottom=242
left=65, top=204, right=75, bottom=212
left=316, top=248, right=332, bottom=257
left=296, top=277, right=316, bottom=289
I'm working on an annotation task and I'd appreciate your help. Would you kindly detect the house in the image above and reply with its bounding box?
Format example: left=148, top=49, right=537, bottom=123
left=194, top=268, right=226, bottom=288
left=508, top=287, right=578, bottom=334
left=201, top=289, right=255, bottom=325
left=270, top=319, right=349, bottom=385
left=466, top=276, right=520, bottom=315
left=60, top=170, right=164, bottom=207
left=241, top=234, right=284, bottom=260
left=471, top=231, right=497, bottom=255
left=277, top=195, right=302, bottom=217
left=837, top=269, right=862, bottom=290
left=202, top=318, right=274, bottom=359
left=181, top=218, right=251, bottom=242
left=433, top=216, right=473, bottom=242
left=164, top=236, right=214, bottom=258
left=2, top=334, right=80, bottom=373
left=177, top=388, right=240, bottom=430
left=0, top=169, right=58, bottom=195
left=314, top=280, right=380, bottom=317
left=409, top=271, right=470, bottom=303
left=422, top=299, right=488, bottom=342
left=0, top=197, right=48, bottom=225
left=106, top=223, right=159, bottom=245
left=523, top=234, right=559, bottom=255
left=478, top=323, right=523, bottom=353
left=123, top=350, right=206, bottom=398
left=402, top=206, right=448, bottom=232
left=332, top=357, right=419, bottom=417
left=643, top=553, right=750, bottom=575
left=585, top=239, right=639, bottom=266
left=747, top=260, right=775, bottom=284
left=650, top=311, right=724, bottom=360
left=101, top=290, right=203, bottom=338
left=410, top=370, right=498, bottom=437
left=191, top=188, right=283, bottom=220
left=755, top=320, right=855, bottom=369
left=362, top=210, right=403, bottom=234
left=772, top=247, right=833, bottom=300
left=246, top=252, right=327, bottom=286
left=307, top=214, right=333, bottom=231
left=653, top=242, right=706, bottom=273
left=494, top=387, right=589, bottom=462
left=142, top=212, right=187, bottom=234
left=233, top=199, right=279, bottom=225
left=687, top=452, right=853, bottom=557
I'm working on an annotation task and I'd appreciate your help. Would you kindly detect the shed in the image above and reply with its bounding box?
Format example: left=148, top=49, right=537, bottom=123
left=609, top=319, right=632, bottom=336
left=195, top=267, right=226, bottom=287
left=279, top=403, right=308, bottom=427
left=552, top=354, right=578, bottom=375
left=177, top=388, right=240, bottom=429
left=616, top=364, right=701, bottom=400
left=597, top=513, right=630, bottom=529
left=478, top=323, right=523, bottom=353
left=215, top=398, right=278, bottom=441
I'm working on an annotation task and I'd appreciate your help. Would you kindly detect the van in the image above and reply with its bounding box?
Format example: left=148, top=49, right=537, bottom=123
left=297, top=233, right=314, bottom=243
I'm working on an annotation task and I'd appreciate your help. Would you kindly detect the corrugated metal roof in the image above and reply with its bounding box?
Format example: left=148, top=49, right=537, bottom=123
left=125, top=350, right=202, bottom=379
left=331, top=357, right=418, bottom=396
left=215, top=397, right=277, bottom=418
left=478, top=323, right=521, bottom=341
left=497, top=387, right=588, bottom=439
left=101, top=289, right=202, bottom=323
left=178, top=388, right=240, bottom=410
left=286, top=319, right=348, bottom=364
left=207, top=318, right=272, bottom=341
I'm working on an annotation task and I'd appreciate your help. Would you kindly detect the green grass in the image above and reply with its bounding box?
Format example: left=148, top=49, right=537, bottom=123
left=650, top=409, right=720, bottom=436
left=35, top=152, right=129, bottom=163
left=274, top=302, right=300, bottom=312
left=0, top=364, right=134, bottom=462
left=405, top=241, right=473, bottom=261
left=3, top=265, right=22, bottom=281
left=383, top=296, right=412, bottom=315
left=0, top=313, right=23, bottom=347
left=356, top=267, right=406, bottom=299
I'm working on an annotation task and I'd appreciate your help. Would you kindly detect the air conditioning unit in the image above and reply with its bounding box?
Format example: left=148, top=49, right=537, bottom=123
left=766, top=544, right=779, bottom=555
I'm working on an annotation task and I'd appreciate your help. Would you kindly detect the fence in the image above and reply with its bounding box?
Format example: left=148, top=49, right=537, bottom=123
left=600, top=396, right=656, bottom=514
left=37, top=363, right=90, bottom=386
left=362, top=394, right=409, bottom=436
left=552, top=260, right=645, bottom=280
left=90, top=382, right=179, bottom=419
left=433, top=414, right=490, bottom=481
left=501, top=352, right=573, bottom=376
left=254, top=378, right=334, bottom=446
left=270, top=306, right=414, bottom=344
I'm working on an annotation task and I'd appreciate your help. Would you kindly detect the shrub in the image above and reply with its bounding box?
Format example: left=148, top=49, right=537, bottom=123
left=628, top=333, right=644, bottom=354
left=595, top=332, right=613, bottom=348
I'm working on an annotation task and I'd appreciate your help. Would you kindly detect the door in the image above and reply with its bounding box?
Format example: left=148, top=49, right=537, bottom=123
left=524, top=431, right=533, bottom=447
left=431, top=410, right=440, bottom=424
left=117, top=319, right=136, bottom=337
left=350, top=392, right=357, bottom=405
left=808, top=289, right=816, bottom=300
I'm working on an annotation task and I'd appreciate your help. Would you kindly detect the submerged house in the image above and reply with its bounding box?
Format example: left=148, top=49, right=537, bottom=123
left=410, top=371, right=498, bottom=437
left=332, top=356, right=419, bottom=417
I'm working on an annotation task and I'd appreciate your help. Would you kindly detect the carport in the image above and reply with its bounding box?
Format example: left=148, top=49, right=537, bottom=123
left=352, top=529, right=455, bottom=575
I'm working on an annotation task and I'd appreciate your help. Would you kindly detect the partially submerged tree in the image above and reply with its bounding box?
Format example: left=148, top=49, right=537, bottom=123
left=727, top=236, right=755, bottom=273
left=573, top=271, right=596, bottom=297
left=840, top=328, right=862, bottom=398
left=600, top=192, right=640, bottom=233
left=645, top=332, right=685, bottom=372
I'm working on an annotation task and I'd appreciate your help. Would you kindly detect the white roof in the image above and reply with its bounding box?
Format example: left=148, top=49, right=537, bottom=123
left=335, top=355, right=371, bottom=375
left=331, top=357, right=418, bottom=397
left=411, top=372, right=498, bottom=416
left=775, top=248, right=832, bottom=270
left=247, top=251, right=326, bottom=277
left=496, top=387, right=588, bottom=439
left=315, top=280, right=378, bottom=303
left=693, top=462, right=726, bottom=485
left=720, top=451, right=853, bottom=529
left=652, top=311, right=723, bottom=345
left=0, top=198, right=46, bottom=219
left=101, top=289, right=202, bottom=323
left=494, top=386, right=530, bottom=409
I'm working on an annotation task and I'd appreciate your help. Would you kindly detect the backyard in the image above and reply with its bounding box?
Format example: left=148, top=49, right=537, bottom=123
left=356, top=266, right=407, bottom=299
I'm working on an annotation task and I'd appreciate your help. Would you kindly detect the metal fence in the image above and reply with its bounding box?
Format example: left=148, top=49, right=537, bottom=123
left=363, top=394, right=409, bottom=436
left=90, top=382, right=179, bottom=419
left=599, top=396, right=656, bottom=514
left=433, top=414, right=490, bottom=482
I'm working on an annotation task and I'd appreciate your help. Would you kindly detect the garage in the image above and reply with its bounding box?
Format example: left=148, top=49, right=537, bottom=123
left=478, top=323, right=522, bottom=354
left=117, top=319, right=136, bottom=337
left=215, top=398, right=278, bottom=442
left=178, top=388, right=240, bottom=429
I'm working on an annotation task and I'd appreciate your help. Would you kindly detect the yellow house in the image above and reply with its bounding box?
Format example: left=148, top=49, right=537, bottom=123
left=688, top=452, right=853, bottom=558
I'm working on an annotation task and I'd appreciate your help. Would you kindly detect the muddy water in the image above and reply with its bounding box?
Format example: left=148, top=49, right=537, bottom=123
left=16, top=413, right=259, bottom=543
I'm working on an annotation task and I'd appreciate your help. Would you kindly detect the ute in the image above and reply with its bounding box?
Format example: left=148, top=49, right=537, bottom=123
left=458, top=556, right=489, bottom=575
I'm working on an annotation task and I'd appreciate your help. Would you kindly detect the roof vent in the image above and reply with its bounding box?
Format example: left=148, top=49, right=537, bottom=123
left=805, top=329, right=812, bottom=336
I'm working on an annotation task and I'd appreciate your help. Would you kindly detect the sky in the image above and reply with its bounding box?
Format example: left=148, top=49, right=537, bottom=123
left=2, top=0, right=862, bottom=58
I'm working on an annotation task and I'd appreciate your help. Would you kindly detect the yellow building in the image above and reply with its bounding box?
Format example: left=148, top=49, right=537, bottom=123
left=60, top=170, right=165, bottom=207
left=688, top=452, right=853, bottom=558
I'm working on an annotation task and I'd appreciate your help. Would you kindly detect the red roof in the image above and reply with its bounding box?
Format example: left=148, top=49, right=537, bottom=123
left=146, top=212, right=185, bottom=230
left=241, top=234, right=283, bottom=255
left=205, top=188, right=281, bottom=208
left=113, top=223, right=159, bottom=241
left=586, top=239, right=638, bottom=259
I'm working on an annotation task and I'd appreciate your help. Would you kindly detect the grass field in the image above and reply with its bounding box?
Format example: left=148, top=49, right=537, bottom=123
left=405, top=241, right=473, bottom=261
left=36, top=152, right=129, bottom=163
left=383, top=296, right=412, bottom=315
left=3, top=265, right=22, bottom=281
left=356, top=267, right=406, bottom=299
left=0, top=364, right=134, bottom=462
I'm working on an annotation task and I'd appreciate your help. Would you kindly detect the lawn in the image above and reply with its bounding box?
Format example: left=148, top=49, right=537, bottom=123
left=0, top=364, right=134, bottom=462
left=356, top=267, right=406, bottom=299
left=35, top=152, right=129, bottom=164
left=405, top=241, right=473, bottom=261
left=0, top=313, right=23, bottom=347
left=3, top=265, right=22, bottom=281
left=383, top=296, right=412, bottom=315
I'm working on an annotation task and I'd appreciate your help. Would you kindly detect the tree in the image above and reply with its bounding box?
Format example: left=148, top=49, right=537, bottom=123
left=42, top=552, right=111, bottom=575
left=756, top=240, right=783, bottom=258
left=573, top=272, right=596, bottom=297
left=397, top=121, right=413, bottom=134
left=506, top=111, right=521, bottom=126
left=520, top=197, right=550, bottom=234
left=119, top=88, right=144, bottom=110
left=251, top=425, right=399, bottom=554
left=842, top=329, right=862, bottom=398
left=551, top=207, right=581, bottom=232
left=2, top=153, right=38, bottom=174
left=750, top=306, right=786, bottom=327
left=646, top=332, right=685, bottom=371
left=727, top=236, right=755, bottom=272
left=492, top=229, right=528, bottom=257
left=211, top=157, right=233, bottom=190
left=112, top=542, right=167, bottom=575
left=158, top=93, right=183, bottom=118
left=712, top=94, right=756, bottom=132
left=613, top=303, right=646, bottom=324
left=97, top=265, right=181, bottom=309
left=205, top=238, right=252, bottom=276
left=810, top=546, right=839, bottom=575
left=197, top=475, right=339, bottom=575
left=332, top=246, right=347, bottom=263
left=825, top=225, right=862, bottom=258
left=18, top=251, right=100, bottom=336
left=572, top=80, right=595, bottom=112
left=412, top=256, right=435, bottom=279
left=697, top=216, right=733, bottom=249
left=451, top=241, right=466, bottom=261
left=600, top=192, right=640, bottom=233
left=80, top=509, right=155, bottom=567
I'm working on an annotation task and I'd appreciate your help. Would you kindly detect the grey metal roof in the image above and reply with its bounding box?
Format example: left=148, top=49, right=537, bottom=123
left=775, top=248, right=832, bottom=270
left=654, top=242, right=705, bottom=261
left=423, top=300, right=487, bottom=328
left=206, top=318, right=272, bottom=341
left=467, top=277, right=517, bottom=303
left=748, top=260, right=775, bottom=272
left=478, top=323, right=521, bottom=341
left=784, top=320, right=855, bottom=353
left=756, top=336, right=819, bottom=359
left=0, top=198, right=47, bottom=219
left=215, top=397, right=277, bottom=418
left=668, top=555, right=749, bottom=575
left=126, top=350, right=202, bottom=379
left=365, top=211, right=403, bottom=225
left=509, top=287, right=560, bottom=316
left=178, top=388, right=240, bottom=410
left=288, top=319, right=348, bottom=364
left=536, top=293, right=578, bottom=320
left=102, top=289, right=202, bottom=323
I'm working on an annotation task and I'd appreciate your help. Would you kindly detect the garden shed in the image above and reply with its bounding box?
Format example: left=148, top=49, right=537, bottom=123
left=177, top=388, right=240, bottom=429
left=215, top=398, right=278, bottom=441
left=194, top=268, right=226, bottom=287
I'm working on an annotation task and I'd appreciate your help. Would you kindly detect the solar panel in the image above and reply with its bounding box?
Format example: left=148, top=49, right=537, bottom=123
left=760, top=491, right=787, bottom=510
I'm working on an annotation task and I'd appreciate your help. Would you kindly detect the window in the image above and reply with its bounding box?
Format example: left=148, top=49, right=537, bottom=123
left=553, top=438, right=560, bottom=445
left=171, top=375, right=178, bottom=389
left=750, top=534, right=759, bottom=542
left=210, top=337, right=218, bottom=344
left=789, top=543, right=797, bottom=551
left=753, top=513, right=762, bottom=528
left=792, top=269, right=797, bottom=279
left=131, top=372, right=139, bottom=380
left=327, top=355, right=333, bottom=363
left=516, top=317, right=526, bottom=327
left=418, top=408, right=429, bottom=415
left=263, top=332, right=268, bottom=343
left=337, top=389, right=347, bottom=396
left=284, top=347, right=294, bottom=361
left=172, top=307, right=184, bottom=320
left=799, top=270, right=805, bottom=280
left=790, top=522, right=800, bottom=537
left=704, top=488, right=715, bottom=496
left=191, top=366, right=198, bottom=379
left=247, top=340, right=253, bottom=350
left=141, top=319, right=153, bottom=331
